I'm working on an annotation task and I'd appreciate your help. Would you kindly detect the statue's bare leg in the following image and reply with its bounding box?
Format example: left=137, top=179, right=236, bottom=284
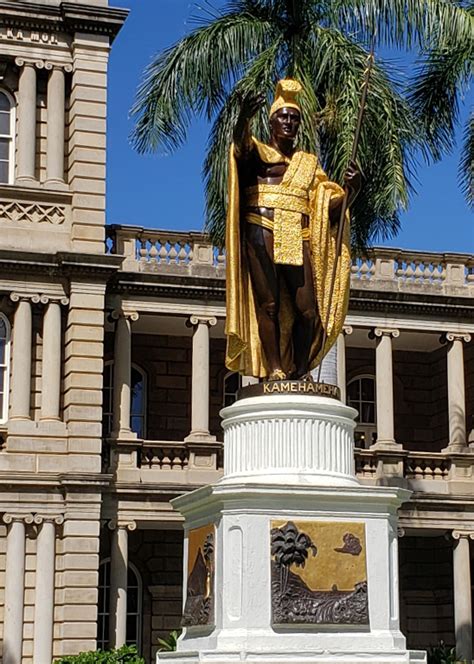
left=281, top=241, right=318, bottom=378
left=244, top=224, right=284, bottom=378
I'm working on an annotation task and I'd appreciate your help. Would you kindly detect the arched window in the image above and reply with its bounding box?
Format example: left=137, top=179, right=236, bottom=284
left=347, top=374, right=377, bottom=448
left=0, top=90, right=15, bottom=184
left=97, top=558, right=143, bottom=651
left=223, top=371, right=241, bottom=407
left=102, top=361, right=147, bottom=438
left=0, top=314, right=11, bottom=424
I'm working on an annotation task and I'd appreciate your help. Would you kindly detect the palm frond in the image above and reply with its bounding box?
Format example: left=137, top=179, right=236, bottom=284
left=307, top=26, right=419, bottom=246
left=131, top=11, right=276, bottom=154
left=328, top=0, right=474, bottom=49
left=460, top=112, right=474, bottom=207
left=408, top=43, right=473, bottom=160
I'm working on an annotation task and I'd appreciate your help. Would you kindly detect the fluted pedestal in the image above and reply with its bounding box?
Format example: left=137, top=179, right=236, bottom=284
left=158, top=391, right=426, bottom=664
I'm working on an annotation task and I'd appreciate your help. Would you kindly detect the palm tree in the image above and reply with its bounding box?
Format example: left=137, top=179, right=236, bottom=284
left=131, top=0, right=472, bottom=248
left=271, top=521, right=317, bottom=594
left=409, top=1, right=473, bottom=207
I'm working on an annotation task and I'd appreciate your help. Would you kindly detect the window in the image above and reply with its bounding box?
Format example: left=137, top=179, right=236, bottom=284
left=223, top=371, right=241, bottom=407
left=102, top=361, right=147, bottom=438
left=97, top=559, right=142, bottom=651
left=0, top=90, right=15, bottom=184
left=347, top=375, right=377, bottom=448
left=0, top=314, right=11, bottom=423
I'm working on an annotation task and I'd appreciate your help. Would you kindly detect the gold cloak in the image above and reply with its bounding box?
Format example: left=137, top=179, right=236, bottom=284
left=225, top=138, right=351, bottom=378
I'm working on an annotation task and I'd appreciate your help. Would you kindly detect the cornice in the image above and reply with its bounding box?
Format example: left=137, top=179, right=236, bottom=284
left=0, top=249, right=123, bottom=280
left=107, top=273, right=474, bottom=319
left=0, top=1, right=129, bottom=41
left=109, top=272, right=227, bottom=301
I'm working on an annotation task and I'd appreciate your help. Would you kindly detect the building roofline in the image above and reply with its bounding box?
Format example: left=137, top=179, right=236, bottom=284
left=0, top=1, right=129, bottom=41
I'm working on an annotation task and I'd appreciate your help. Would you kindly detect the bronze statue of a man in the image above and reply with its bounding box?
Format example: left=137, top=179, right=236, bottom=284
left=225, top=80, right=361, bottom=381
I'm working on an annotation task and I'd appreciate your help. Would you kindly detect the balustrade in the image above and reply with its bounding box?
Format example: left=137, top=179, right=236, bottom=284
left=105, top=226, right=473, bottom=295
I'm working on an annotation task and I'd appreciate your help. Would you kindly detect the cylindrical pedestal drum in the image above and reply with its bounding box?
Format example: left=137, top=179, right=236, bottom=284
left=220, top=394, right=358, bottom=487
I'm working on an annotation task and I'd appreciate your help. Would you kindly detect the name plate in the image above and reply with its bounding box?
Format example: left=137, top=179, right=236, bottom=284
left=239, top=380, right=340, bottom=400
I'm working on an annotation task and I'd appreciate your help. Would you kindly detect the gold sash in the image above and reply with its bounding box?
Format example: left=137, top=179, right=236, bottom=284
left=243, top=149, right=317, bottom=266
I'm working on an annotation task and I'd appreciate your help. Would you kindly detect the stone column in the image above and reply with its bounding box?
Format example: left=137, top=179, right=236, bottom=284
left=110, top=310, right=139, bottom=439
left=108, top=520, right=136, bottom=648
left=10, top=294, right=36, bottom=420
left=33, top=515, right=63, bottom=663
left=46, top=65, right=71, bottom=189
left=185, top=315, right=217, bottom=442
left=452, top=531, right=473, bottom=663
left=443, top=333, right=471, bottom=452
left=371, top=328, right=400, bottom=449
left=3, top=513, right=33, bottom=664
left=337, top=325, right=353, bottom=404
left=15, top=59, right=39, bottom=185
left=41, top=298, right=68, bottom=420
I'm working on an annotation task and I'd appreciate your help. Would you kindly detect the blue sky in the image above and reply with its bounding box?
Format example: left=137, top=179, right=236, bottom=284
left=107, top=0, right=473, bottom=253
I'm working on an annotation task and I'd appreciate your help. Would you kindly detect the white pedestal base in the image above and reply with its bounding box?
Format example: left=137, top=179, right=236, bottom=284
left=157, top=394, right=426, bottom=664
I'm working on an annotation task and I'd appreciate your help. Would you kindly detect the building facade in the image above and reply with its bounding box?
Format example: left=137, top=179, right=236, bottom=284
left=0, top=1, right=473, bottom=663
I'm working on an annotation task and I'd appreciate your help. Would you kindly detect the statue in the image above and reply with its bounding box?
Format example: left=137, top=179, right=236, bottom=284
left=225, top=79, right=361, bottom=381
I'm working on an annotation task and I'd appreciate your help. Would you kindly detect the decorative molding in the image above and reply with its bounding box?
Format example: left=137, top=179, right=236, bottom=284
left=0, top=200, right=66, bottom=225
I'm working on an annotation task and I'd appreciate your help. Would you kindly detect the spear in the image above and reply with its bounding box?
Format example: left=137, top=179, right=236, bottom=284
left=316, top=44, right=376, bottom=384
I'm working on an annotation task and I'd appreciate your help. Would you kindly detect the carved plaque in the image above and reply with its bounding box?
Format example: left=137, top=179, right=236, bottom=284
left=182, top=523, right=215, bottom=627
left=271, top=520, right=369, bottom=625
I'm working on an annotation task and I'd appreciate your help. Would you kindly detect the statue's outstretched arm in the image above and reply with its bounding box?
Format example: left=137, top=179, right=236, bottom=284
left=233, top=92, right=266, bottom=160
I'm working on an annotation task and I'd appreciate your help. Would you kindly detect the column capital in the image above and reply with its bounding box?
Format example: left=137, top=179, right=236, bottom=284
left=451, top=530, right=474, bottom=541
left=10, top=292, right=39, bottom=304
left=44, top=62, right=73, bottom=73
left=397, top=527, right=406, bottom=538
left=111, top=308, right=139, bottom=322
left=3, top=513, right=34, bottom=525
left=370, top=327, right=400, bottom=340
left=187, top=314, right=217, bottom=328
left=107, top=519, right=136, bottom=532
left=442, top=332, right=472, bottom=345
left=32, top=514, right=64, bottom=526
left=15, top=58, right=47, bottom=70
left=342, top=325, right=353, bottom=336
left=39, top=295, right=69, bottom=306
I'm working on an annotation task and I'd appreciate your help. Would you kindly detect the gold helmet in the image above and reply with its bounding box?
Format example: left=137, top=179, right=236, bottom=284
left=269, top=79, right=302, bottom=117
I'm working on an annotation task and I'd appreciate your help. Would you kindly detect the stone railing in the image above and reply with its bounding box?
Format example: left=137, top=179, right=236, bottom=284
left=108, top=436, right=474, bottom=492
left=106, top=225, right=474, bottom=295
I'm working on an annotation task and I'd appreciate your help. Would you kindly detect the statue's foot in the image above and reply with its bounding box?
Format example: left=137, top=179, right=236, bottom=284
left=268, top=368, right=287, bottom=381
left=299, top=371, right=315, bottom=383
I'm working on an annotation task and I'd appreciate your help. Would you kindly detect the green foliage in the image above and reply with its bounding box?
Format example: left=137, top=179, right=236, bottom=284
left=157, top=629, right=180, bottom=652
left=426, top=641, right=463, bottom=664
left=408, top=1, right=473, bottom=207
left=54, top=644, right=145, bottom=664
left=131, top=0, right=473, bottom=248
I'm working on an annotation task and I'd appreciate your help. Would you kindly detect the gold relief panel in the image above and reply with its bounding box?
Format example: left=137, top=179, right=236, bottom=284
left=182, top=523, right=215, bottom=627
left=270, top=520, right=369, bottom=625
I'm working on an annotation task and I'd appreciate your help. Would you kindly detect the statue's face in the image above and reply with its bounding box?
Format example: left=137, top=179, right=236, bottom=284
left=270, top=106, right=301, bottom=141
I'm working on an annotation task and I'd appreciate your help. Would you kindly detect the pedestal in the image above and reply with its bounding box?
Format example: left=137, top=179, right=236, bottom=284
left=158, top=391, right=426, bottom=664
